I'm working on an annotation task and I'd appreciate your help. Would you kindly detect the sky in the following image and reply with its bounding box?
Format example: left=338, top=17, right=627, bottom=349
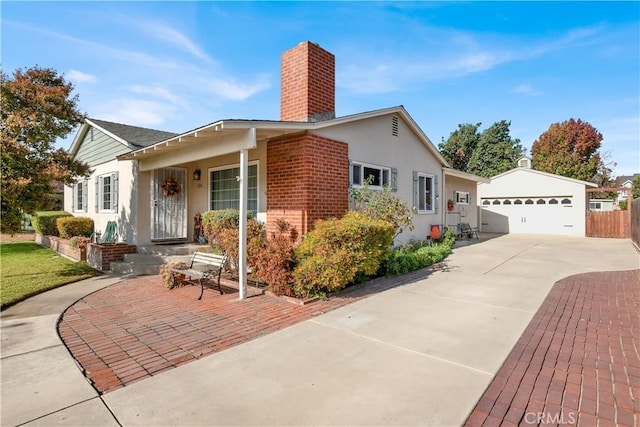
left=2, top=1, right=639, bottom=177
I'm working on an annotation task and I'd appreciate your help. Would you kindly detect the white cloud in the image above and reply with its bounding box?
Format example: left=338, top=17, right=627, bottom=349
left=338, top=24, right=603, bottom=94
left=205, top=74, right=271, bottom=101
left=138, top=21, right=213, bottom=64
left=512, top=84, right=541, bottom=96
left=96, top=98, right=176, bottom=128
left=66, top=69, right=97, bottom=84
left=123, top=85, right=190, bottom=110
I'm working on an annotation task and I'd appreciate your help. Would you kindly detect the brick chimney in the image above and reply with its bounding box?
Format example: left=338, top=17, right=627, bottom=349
left=280, top=41, right=335, bottom=122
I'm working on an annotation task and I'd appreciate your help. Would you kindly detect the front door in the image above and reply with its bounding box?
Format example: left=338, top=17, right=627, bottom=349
left=151, top=167, right=187, bottom=241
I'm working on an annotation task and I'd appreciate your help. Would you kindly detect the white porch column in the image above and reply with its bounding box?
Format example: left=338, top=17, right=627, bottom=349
left=238, top=129, right=256, bottom=300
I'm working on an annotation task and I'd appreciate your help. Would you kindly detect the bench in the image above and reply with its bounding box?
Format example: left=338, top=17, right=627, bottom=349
left=170, top=252, right=227, bottom=300
left=460, top=223, right=479, bottom=240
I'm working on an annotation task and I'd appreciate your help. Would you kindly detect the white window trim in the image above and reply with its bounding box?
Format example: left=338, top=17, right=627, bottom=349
left=417, top=172, right=435, bottom=214
left=98, top=173, right=117, bottom=213
left=73, top=181, right=87, bottom=213
left=351, top=161, right=391, bottom=189
left=455, top=191, right=470, bottom=205
left=208, top=161, right=259, bottom=213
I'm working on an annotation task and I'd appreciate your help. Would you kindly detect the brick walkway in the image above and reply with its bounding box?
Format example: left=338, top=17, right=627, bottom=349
left=465, top=269, right=640, bottom=427
left=58, top=268, right=435, bottom=394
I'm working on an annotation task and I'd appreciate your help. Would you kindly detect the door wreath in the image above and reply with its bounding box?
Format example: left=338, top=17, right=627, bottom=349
left=161, top=178, right=181, bottom=197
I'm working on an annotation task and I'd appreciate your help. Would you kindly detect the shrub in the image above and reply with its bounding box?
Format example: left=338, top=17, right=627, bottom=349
left=382, top=228, right=456, bottom=276
left=351, top=178, right=414, bottom=239
left=57, top=216, right=94, bottom=239
left=69, top=236, right=91, bottom=250
left=619, top=200, right=628, bottom=211
left=201, top=209, right=264, bottom=272
left=31, top=211, right=72, bottom=236
left=250, top=219, right=298, bottom=296
left=292, top=212, right=394, bottom=298
left=160, top=262, right=190, bottom=289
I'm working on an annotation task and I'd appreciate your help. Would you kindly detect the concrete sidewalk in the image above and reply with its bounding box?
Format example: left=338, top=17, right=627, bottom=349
left=2, top=235, right=638, bottom=426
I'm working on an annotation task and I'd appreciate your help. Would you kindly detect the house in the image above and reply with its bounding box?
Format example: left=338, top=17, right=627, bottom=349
left=65, top=41, right=485, bottom=280
left=477, top=157, right=597, bottom=236
left=614, top=174, right=638, bottom=203
left=588, top=199, right=615, bottom=212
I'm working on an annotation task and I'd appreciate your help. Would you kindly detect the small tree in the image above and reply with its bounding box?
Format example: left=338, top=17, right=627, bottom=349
left=531, top=118, right=604, bottom=182
left=438, top=123, right=481, bottom=172
left=350, top=178, right=414, bottom=239
left=467, top=120, right=525, bottom=178
left=633, top=176, right=640, bottom=199
left=1, top=66, right=90, bottom=233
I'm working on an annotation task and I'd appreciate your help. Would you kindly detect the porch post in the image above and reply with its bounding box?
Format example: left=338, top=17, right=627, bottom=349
left=238, top=147, right=249, bottom=300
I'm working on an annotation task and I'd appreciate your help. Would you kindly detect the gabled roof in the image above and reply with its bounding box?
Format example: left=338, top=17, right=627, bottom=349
left=119, top=105, right=451, bottom=167
left=69, top=118, right=178, bottom=156
left=615, top=174, right=639, bottom=186
left=485, top=166, right=598, bottom=187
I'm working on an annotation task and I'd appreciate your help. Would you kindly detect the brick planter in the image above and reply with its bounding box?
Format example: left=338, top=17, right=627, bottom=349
left=87, top=243, right=137, bottom=271
left=35, top=234, right=86, bottom=262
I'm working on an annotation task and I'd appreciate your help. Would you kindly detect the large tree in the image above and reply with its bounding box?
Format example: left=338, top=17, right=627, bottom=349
left=530, top=118, right=604, bottom=182
left=438, top=123, right=481, bottom=172
left=1, top=66, right=90, bottom=233
left=440, top=121, right=524, bottom=178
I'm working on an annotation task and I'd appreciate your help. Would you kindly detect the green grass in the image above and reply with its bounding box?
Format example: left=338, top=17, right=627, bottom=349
left=0, top=242, right=99, bottom=309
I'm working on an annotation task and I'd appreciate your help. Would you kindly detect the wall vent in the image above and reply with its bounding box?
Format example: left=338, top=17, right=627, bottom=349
left=391, top=116, right=399, bottom=137
left=518, top=157, right=532, bottom=169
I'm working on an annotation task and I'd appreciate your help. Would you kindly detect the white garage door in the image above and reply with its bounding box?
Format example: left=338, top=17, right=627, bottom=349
left=480, top=197, right=575, bottom=235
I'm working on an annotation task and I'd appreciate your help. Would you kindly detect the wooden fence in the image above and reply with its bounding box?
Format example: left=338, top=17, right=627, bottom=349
left=632, top=198, right=640, bottom=248
left=586, top=210, right=630, bottom=238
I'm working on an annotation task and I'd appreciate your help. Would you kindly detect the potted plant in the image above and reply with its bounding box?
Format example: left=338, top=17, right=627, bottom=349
left=447, top=199, right=455, bottom=211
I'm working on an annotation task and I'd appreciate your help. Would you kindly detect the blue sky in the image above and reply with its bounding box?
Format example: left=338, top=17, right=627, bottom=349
left=3, top=1, right=639, bottom=176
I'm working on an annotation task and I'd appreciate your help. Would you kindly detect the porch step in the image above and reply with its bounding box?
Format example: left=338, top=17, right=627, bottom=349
left=109, top=244, right=211, bottom=275
left=136, top=243, right=209, bottom=256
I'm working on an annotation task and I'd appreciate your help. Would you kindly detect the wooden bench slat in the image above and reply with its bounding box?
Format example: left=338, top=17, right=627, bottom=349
left=169, top=251, right=227, bottom=300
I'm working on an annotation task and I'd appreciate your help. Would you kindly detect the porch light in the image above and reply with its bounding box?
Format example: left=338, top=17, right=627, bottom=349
left=193, top=169, right=201, bottom=181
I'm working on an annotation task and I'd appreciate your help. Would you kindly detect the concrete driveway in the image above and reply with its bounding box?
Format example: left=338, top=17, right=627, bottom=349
left=2, top=234, right=638, bottom=426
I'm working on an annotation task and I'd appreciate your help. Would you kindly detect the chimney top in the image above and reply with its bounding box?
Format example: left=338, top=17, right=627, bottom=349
left=280, top=41, right=335, bottom=122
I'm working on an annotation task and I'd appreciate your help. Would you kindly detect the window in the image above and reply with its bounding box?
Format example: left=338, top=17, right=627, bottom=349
left=73, top=181, right=87, bottom=213
left=416, top=173, right=435, bottom=213
left=210, top=163, right=258, bottom=215
left=537, top=199, right=546, bottom=205
left=503, top=200, right=512, bottom=205
left=514, top=199, right=523, bottom=205
left=482, top=200, right=490, bottom=205
left=455, top=191, right=470, bottom=205
left=351, top=162, right=391, bottom=188
left=525, top=199, right=534, bottom=205
left=589, top=201, right=601, bottom=210
left=97, top=173, right=118, bottom=212
left=549, top=199, right=558, bottom=205
left=561, top=198, right=572, bottom=205
left=492, top=200, right=501, bottom=205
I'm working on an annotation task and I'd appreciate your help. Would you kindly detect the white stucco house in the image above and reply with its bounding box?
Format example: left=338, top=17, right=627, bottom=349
left=477, top=157, right=597, bottom=236
left=65, top=41, right=486, bottom=250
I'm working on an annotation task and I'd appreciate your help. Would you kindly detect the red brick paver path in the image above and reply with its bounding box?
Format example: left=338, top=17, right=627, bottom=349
left=58, top=268, right=433, bottom=394
left=465, top=269, right=640, bottom=427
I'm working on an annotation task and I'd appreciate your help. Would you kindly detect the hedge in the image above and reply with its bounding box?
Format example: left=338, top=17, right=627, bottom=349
left=57, top=216, right=94, bottom=239
left=31, top=211, right=72, bottom=237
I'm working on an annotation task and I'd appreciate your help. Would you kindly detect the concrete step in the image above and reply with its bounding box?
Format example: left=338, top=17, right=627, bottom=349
left=136, top=244, right=209, bottom=256
left=110, top=262, right=162, bottom=276
left=109, top=244, right=211, bottom=276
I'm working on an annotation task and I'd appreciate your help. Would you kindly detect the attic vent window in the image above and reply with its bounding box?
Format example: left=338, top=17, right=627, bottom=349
left=518, top=158, right=532, bottom=169
left=391, top=116, right=399, bottom=137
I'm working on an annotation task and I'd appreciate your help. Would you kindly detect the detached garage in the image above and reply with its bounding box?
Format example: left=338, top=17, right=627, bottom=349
left=477, top=157, right=597, bottom=236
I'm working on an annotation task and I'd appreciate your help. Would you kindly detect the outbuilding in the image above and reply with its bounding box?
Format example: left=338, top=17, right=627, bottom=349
left=478, top=157, right=597, bottom=236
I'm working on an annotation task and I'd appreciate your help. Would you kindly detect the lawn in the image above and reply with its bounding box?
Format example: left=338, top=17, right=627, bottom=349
left=1, top=241, right=99, bottom=309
